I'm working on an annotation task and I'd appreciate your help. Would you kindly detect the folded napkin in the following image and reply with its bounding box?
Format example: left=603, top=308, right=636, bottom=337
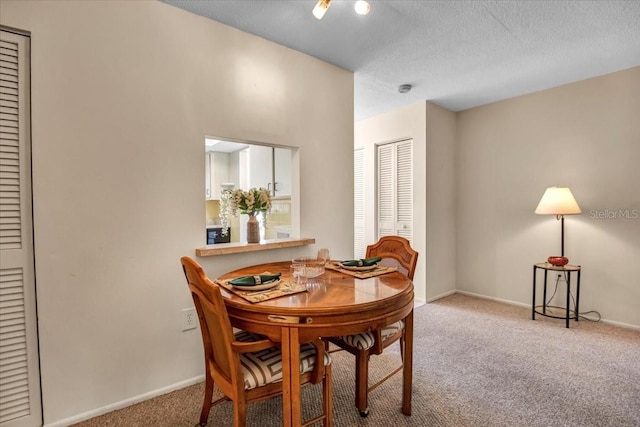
left=339, top=257, right=381, bottom=267
left=229, top=273, right=281, bottom=286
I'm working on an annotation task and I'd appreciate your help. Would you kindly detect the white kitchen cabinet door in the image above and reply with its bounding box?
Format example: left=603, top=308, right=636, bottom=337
left=247, top=145, right=273, bottom=191
left=274, top=147, right=291, bottom=198
left=205, top=152, right=230, bottom=200
left=205, top=152, right=212, bottom=199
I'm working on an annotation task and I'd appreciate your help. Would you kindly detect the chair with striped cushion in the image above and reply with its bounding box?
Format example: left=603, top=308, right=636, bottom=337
left=326, top=236, right=418, bottom=417
left=181, top=256, right=333, bottom=427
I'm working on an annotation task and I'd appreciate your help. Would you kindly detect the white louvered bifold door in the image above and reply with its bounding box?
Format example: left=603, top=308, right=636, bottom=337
left=377, top=144, right=394, bottom=237
left=0, top=30, right=41, bottom=427
left=377, top=140, right=413, bottom=243
left=353, top=148, right=365, bottom=258
left=395, top=141, right=413, bottom=241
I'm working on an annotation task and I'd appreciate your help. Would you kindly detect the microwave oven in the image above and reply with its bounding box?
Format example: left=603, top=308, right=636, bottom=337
left=206, top=227, right=230, bottom=244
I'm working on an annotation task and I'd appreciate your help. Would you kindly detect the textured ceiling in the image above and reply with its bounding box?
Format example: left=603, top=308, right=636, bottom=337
left=162, top=0, right=640, bottom=121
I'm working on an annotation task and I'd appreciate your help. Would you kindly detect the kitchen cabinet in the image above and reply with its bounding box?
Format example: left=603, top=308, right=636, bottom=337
left=274, top=147, right=291, bottom=198
left=205, top=151, right=230, bottom=200
left=247, top=145, right=272, bottom=191
left=247, top=146, right=291, bottom=198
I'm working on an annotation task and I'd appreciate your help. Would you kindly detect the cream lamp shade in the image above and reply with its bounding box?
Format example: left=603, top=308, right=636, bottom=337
left=535, top=187, right=582, bottom=217
left=535, top=186, right=581, bottom=262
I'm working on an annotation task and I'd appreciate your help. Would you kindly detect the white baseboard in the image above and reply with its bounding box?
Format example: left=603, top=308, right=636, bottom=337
left=454, top=290, right=531, bottom=308
left=454, top=290, right=640, bottom=331
left=44, top=375, right=205, bottom=427
left=583, top=315, right=640, bottom=331
left=425, top=289, right=456, bottom=303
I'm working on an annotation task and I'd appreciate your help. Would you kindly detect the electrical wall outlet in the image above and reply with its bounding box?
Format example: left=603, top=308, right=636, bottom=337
left=182, top=307, right=197, bottom=331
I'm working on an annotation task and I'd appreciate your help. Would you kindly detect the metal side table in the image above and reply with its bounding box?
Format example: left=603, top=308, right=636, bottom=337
left=532, top=262, right=581, bottom=328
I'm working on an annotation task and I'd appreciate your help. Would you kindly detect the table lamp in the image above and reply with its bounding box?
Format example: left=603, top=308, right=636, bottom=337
left=535, top=186, right=581, bottom=266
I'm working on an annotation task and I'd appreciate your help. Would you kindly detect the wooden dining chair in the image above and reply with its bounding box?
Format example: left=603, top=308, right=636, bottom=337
left=181, top=256, right=333, bottom=427
left=326, top=235, right=418, bottom=417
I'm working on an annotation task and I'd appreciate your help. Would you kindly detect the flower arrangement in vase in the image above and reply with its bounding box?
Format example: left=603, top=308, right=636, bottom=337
left=220, top=187, right=271, bottom=243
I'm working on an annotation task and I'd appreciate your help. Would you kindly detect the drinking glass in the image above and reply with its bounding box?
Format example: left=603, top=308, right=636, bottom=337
left=317, top=248, right=330, bottom=266
left=289, top=264, right=307, bottom=286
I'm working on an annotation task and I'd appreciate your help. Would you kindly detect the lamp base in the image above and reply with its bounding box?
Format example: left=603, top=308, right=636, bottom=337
left=547, top=256, right=569, bottom=267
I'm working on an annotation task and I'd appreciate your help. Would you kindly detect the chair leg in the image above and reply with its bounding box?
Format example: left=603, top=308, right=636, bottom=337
left=199, top=375, right=214, bottom=426
left=323, top=363, right=333, bottom=427
left=354, top=350, right=370, bottom=417
left=232, top=398, right=247, bottom=427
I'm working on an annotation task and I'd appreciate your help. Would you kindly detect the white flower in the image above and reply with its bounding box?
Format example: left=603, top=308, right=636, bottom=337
left=220, top=187, right=271, bottom=235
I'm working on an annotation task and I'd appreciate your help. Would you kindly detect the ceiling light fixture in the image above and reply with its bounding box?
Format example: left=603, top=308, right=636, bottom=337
left=312, top=0, right=331, bottom=20
left=354, top=0, right=371, bottom=15
left=398, top=84, right=412, bottom=93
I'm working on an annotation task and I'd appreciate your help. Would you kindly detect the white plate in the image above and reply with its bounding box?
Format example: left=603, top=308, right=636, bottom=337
left=338, top=264, right=378, bottom=272
left=231, top=279, right=280, bottom=292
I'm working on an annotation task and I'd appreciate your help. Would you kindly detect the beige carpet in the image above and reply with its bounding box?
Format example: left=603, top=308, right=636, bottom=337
left=73, top=294, right=640, bottom=426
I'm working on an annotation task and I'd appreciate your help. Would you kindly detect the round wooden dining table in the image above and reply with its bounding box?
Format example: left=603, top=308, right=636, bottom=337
left=216, top=261, right=414, bottom=427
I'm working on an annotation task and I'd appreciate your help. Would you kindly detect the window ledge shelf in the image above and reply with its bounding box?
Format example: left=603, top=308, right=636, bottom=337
left=196, top=237, right=316, bottom=257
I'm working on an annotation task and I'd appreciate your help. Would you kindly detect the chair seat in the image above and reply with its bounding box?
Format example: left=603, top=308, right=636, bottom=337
left=235, top=330, right=332, bottom=390
left=335, top=320, right=404, bottom=351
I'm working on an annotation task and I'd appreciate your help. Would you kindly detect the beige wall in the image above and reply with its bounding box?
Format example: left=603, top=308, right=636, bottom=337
left=425, top=102, right=458, bottom=300
left=456, top=67, right=640, bottom=328
left=1, top=1, right=354, bottom=424
left=356, top=68, right=640, bottom=329
left=354, top=101, right=457, bottom=302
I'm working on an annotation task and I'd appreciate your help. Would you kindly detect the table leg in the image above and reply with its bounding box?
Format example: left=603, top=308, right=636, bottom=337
left=542, top=270, right=548, bottom=315
left=281, top=327, right=302, bottom=427
left=402, top=310, right=413, bottom=416
left=290, top=328, right=302, bottom=425
left=565, top=272, right=571, bottom=328
left=281, top=327, right=293, bottom=427
left=532, top=266, right=537, bottom=320
left=575, top=269, right=581, bottom=321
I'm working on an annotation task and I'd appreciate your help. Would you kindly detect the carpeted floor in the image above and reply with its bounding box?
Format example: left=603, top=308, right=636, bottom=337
left=73, top=294, right=640, bottom=426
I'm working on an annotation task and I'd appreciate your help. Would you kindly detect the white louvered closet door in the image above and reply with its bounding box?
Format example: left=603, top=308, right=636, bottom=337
left=353, top=148, right=365, bottom=258
left=0, top=30, right=42, bottom=427
left=377, top=139, right=413, bottom=243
